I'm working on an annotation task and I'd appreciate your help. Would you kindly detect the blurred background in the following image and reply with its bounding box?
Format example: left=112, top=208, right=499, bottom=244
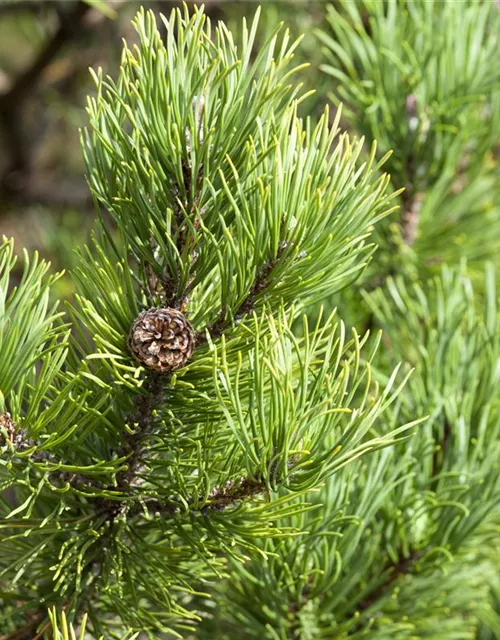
left=0, top=0, right=327, bottom=299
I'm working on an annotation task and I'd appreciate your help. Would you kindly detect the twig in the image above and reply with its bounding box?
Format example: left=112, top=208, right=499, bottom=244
left=0, top=611, right=45, bottom=640
left=205, top=476, right=267, bottom=511
left=431, top=418, right=452, bottom=486
left=353, top=549, right=423, bottom=621
left=401, top=188, right=422, bottom=246
left=127, top=474, right=267, bottom=519
left=340, top=550, right=424, bottom=636
left=1, top=412, right=104, bottom=490
left=114, top=374, right=167, bottom=492
left=95, top=373, right=168, bottom=520
left=284, top=550, right=424, bottom=638
left=202, top=243, right=286, bottom=342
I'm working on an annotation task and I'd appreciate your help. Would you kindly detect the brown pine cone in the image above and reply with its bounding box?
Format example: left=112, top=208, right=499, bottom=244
left=128, top=308, right=195, bottom=372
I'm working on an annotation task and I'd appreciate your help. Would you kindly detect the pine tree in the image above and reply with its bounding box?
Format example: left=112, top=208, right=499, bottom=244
left=194, top=2, right=500, bottom=639
left=319, top=0, right=500, bottom=288
left=0, top=5, right=414, bottom=639
left=1, top=2, right=500, bottom=638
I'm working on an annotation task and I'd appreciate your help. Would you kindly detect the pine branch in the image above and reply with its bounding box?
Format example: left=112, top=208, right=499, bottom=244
left=0, top=7, right=421, bottom=636
left=204, top=243, right=286, bottom=342
left=114, top=373, right=167, bottom=493
left=127, top=475, right=268, bottom=520
left=1, top=412, right=103, bottom=490
left=90, top=373, right=168, bottom=521
left=354, top=549, right=423, bottom=618
left=161, top=163, right=204, bottom=308
left=0, top=612, right=45, bottom=640
left=283, top=550, right=424, bottom=639
left=400, top=96, right=423, bottom=246
left=431, top=417, right=452, bottom=484
left=96, top=122, right=205, bottom=510
left=205, top=476, right=267, bottom=511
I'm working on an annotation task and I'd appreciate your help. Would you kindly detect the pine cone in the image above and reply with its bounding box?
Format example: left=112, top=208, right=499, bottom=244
left=128, top=308, right=195, bottom=372
left=0, top=412, right=17, bottom=444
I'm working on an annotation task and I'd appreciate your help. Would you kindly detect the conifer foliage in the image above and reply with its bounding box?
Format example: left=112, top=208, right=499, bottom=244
left=319, top=0, right=500, bottom=283
left=1, top=2, right=500, bottom=638
left=0, top=6, right=412, bottom=638
left=199, top=2, right=500, bottom=639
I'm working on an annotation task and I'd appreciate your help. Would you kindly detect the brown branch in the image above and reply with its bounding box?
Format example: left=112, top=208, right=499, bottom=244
left=352, top=549, right=423, bottom=624
left=400, top=188, right=423, bottom=246
left=147, top=162, right=203, bottom=308
left=95, top=373, right=169, bottom=520
left=99, top=150, right=203, bottom=519
left=2, top=375, right=170, bottom=627
left=1, top=412, right=105, bottom=491
left=114, top=374, right=167, bottom=492
left=431, top=417, right=452, bottom=486
left=0, top=611, right=45, bottom=640
left=205, top=476, right=267, bottom=512
left=104, top=450, right=302, bottom=520
left=126, top=452, right=301, bottom=519
left=127, top=475, right=267, bottom=520
left=400, top=94, right=423, bottom=246
left=203, top=243, right=286, bottom=342
left=341, top=550, right=425, bottom=637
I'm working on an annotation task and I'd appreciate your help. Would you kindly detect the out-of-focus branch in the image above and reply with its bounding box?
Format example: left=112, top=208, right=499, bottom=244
left=0, top=612, right=45, bottom=640
left=0, top=1, right=43, bottom=19
left=401, top=188, right=423, bottom=245
left=0, top=1, right=91, bottom=200
left=347, top=548, right=424, bottom=634
left=1, top=2, right=90, bottom=103
left=401, top=94, right=423, bottom=245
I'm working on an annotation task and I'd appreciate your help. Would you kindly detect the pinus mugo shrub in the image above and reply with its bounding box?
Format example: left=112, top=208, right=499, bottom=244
left=1, top=3, right=500, bottom=639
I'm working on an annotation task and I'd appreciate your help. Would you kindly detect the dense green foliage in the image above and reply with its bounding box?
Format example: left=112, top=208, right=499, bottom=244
left=319, top=0, right=500, bottom=285
left=1, top=2, right=500, bottom=639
